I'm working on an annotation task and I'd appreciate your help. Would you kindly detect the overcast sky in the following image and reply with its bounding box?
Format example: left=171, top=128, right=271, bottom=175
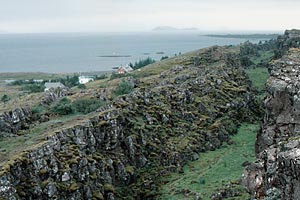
left=0, top=0, right=299, bottom=33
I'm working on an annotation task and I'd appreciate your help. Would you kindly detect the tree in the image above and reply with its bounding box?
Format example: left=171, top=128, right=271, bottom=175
left=132, top=57, right=155, bottom=70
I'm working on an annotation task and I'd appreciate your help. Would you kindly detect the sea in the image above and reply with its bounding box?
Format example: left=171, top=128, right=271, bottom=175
left=0, top=32, right=264, bottom=73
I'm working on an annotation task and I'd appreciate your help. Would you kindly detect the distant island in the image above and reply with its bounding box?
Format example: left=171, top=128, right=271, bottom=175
left=98, top=55, right=131, bottom=58
left=204, top=34, right=279, bottom=39
left=153, top=26, right=199, bottom=31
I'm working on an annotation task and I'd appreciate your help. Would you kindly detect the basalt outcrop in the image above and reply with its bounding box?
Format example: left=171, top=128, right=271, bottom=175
left=0, top=87, right=70, bottom=136
left=42, top=87, right=70, bottom=105
left=0, top=106, right=33, bottom=136
left=0, top=46, right=260, bottom=199
left=243, top=48, right=300, bottom=199
left=276, top=29, right=300, bottom=58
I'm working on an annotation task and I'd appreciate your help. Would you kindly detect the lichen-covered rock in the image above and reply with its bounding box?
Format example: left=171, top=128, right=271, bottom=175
left=0, top=106, right=32, bottom=134
left=42, top=86, right=70, bottom=105
left=244, top=48, right=300, bottom=200
left=276, top=29, right=300, bottom=57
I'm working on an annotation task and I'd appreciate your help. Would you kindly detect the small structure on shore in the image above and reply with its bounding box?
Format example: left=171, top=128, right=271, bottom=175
left=116, top=65, right=133, bottom=74
left=44, top=82, right=65, bottom=92
left=79, top=76, right=94, bottom=84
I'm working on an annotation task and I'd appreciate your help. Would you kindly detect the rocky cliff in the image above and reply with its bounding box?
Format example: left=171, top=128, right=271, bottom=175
left=0, top=106, right=33, bottom=135
left=275, top=29, right=300, bottom=58
left=0, top=46, right=260, bottom=199
left=0, top=87, right=70, bottom=136
left=244, top=48, right=300, bottom=199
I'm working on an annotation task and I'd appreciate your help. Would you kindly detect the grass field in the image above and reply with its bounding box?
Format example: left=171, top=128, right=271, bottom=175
left=159, top=123, right=259, bottom=200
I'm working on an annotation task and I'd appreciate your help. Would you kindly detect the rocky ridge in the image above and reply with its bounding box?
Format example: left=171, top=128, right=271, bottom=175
left=0, top=87, right=70, bottom=137
left=243, top=48, right=300, bottom=199
left=0, top=46, right=260, bottom=199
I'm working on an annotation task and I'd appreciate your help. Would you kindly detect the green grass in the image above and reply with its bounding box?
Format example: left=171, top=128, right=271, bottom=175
left=245, top=67, right=269, bottom=92
left=250, top=50, right=274, bottom=65
left=159, top=123, right=259, bottom=200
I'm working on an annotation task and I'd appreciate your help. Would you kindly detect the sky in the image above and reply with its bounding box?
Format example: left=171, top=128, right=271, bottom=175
left=0, top=0, right=299, bottom=33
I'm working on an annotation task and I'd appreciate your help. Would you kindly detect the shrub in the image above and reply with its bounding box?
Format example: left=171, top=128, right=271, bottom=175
left=21, top=83, right=45, bottom=93
left=32, top=104, right=46, bottom=114
left=51, top=97, right=74, bottom=115
left=113, top=80, right=134, bottom=96
left=72, top=98, right=104, bottom=114
left=110, top=73, right=126, bottom=80
left=95, top=74, right=107, bottom=80
left=78, top=84, right=86, bottom=89
left=1, top=94, right=10, bottom=103
left=161, top=56, right=169, bottom=60
left=240, top=55, right=254, bottom=67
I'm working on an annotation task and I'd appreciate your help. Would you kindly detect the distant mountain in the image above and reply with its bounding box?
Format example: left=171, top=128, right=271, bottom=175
left=153, top=26, right=199, bottom=31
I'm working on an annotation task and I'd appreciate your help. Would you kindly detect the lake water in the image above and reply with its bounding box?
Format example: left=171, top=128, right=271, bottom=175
left=0, top=32, right=262, bottom=73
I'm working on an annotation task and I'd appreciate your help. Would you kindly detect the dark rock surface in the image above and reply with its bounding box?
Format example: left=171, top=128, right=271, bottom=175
left=0, top=86, right=70, bottom=135
left=42, top=86, right=70, bottom=105
left=276, top=29, right=300, bottom=57
left=0, top=46, right=260, bottom=200
left=0, top=106, right=33, bottom=135
left=244, top=48, right=300, bottom=200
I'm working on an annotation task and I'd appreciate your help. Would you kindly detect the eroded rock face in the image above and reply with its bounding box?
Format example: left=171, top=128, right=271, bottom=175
left=244, top=48, right=300, bottom=200
left=0, top=46, right=260, bottom=199
left=42, top=86, right=70, bottom=105
left=276, top=29, right=300, bottom=57
left=0, top=106, right=32, bottom=135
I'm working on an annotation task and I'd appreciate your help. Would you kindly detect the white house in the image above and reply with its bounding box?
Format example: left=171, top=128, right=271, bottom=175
left=44, top=82, right=65, bottom=92
left=79, top=76, right=94, bottom=84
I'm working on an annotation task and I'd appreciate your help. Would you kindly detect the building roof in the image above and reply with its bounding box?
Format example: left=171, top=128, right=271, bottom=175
left=120, top=65, right=133, bottom=72
left=44, top=82, right=65, bottom=89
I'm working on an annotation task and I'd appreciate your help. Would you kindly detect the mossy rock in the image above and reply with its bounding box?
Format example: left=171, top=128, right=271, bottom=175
left=56, top=182, right=69, bottom=191
left=69, top=182, right=80, bottom=192
left=93, top=191, right=104, bottom=200
left=90, top=173, right=98, bottom=180
left=39, top=169, right=48, bottom=175
left=98, top=121, right=108, bottom=126
left=125, top=165, right=134, bottom=175
left=41, top=180, right=49, bottom=188
left=104, top=184, right=115, bottom=193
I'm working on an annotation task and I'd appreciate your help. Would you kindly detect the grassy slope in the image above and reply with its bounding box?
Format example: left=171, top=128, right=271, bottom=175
left=159, top=124, right=259, bottom=200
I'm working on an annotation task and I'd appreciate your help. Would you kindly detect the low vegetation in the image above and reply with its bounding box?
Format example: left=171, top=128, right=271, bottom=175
left=72, top=98, right=104, bottom=114
left=51, top=97, right=74, bottom=115
left=159, top=123, right=259, bottom=200
left=21, top=83, right=45, bottom=93
left=113, top=80, right=134, bottom=96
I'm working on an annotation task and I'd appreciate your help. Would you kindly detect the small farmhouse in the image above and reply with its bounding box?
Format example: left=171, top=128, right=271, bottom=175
left=117, top=65, right=133, bottom=74
left=79, top=76, right=94, bottom=84
left=44, top=82, right=65, bottom=92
